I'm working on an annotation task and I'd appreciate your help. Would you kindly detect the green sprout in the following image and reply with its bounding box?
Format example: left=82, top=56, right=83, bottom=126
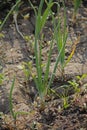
left=62, top=96, right=69, bottom=109
left=76, top=73, right=87, bottom=82
left=0, top=73, right=4, bottom=85
left=51, top=87, right=70, bottom=109
left=9, top=77, right=31, bottom=128
left=72, top=0, right=82, bottom=22
left=68, top=80, right=80, bottom=93
left=68, top=74, right=87, bottom=94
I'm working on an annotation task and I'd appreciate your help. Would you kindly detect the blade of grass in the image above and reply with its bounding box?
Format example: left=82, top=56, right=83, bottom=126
left=53, top=1, right=68, bottom=70
left=9, top=77, right=16, bottom=120
left=43, top=39, right=53, bottom=86
left=40, top=2, right=54, bottom=30
left=0, top=0, right=21, bottom=31
left=74, top=0, right=82, bottom=13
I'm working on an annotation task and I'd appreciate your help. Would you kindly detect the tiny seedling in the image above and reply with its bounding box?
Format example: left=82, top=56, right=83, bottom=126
left=62, top=96, right=69, bottom=109
left=22, top=61, right=33, bottom=81
left=58, top=88, right=70, bottom=109
left=9, top=77, right=32, bottom=128
left=76, top=73, right=87, bottom=82
left=68, top=80, right=80, bottom=94
left=47, top=83, right=70, bottom=110
left=68, top=74, right=87, bottom=94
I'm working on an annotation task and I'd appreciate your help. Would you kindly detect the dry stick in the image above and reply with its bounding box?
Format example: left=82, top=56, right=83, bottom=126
left=65, top=35, right=80, bottom=66
left=13, top=11, right=24, bottom=39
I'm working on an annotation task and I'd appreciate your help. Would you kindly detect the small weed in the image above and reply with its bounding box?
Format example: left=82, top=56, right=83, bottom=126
left=49, top=85, right=70, bottom=110
left=68, top=74, right=87, bottom=94
left=22, top=61, right=33, bottom=81
left=76, top=73, right=87, bottom=82
left=58, top=88, right=70, bottom=109
left=68, top=80, right=80, bottom=93
left=62, top=96, right=69, bottom=109
left=0, top=73, right=4, bottom=85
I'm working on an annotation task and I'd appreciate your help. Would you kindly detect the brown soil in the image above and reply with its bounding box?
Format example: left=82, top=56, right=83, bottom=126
left=0, top=1, right=87, bottom=130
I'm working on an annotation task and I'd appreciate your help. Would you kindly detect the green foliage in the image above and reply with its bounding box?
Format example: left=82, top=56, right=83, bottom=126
left=62, top=96, right=69, bottom=109
left=22, top=61, right=33, bottom=81
left=25, top=0, right=68, bottom=101
left=73, top=0, right=82, bottom=13
left=9, top=77, right=30, bottom=122
left=58, top=87, right=70, bottom=109
left=68, top=80, right=80, bottom=93
left=73, top=0, right=82, bottom=21
left=0, top=73, right=4, bottom=85
left=68, top=74, right=87, bottom=94
left=28, top=0, right=54, bottom=100
left=76, top=73, right=87, bottom=81
left=53, top=1, right=68, bottom=72
left=9, top=77, right=16, bottom=120
left=50, top=86, right=70, bottom=109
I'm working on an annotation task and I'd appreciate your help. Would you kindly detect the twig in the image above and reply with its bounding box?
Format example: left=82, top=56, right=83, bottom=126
left=13, top=11, right=24, bottom=39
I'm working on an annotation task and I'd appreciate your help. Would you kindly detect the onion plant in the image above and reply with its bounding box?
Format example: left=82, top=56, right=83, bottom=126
left=53, top=2, right=68, bottom=75
left=27, top=0, right=68, bottom=102
left=29, top=0, right=54, bottom=100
